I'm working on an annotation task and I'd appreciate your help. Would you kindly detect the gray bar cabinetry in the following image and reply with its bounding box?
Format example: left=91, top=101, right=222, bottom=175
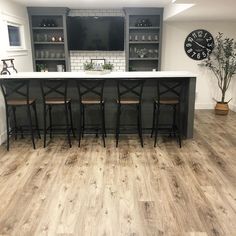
left=27, top=7, right=69, bottom=72
left=124, top=8, right=163, bottom=71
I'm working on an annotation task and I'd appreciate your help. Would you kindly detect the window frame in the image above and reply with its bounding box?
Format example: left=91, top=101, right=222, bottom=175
left=1, top=11, right=28, bottom=56
left=7, top=21, right=23, bottom=49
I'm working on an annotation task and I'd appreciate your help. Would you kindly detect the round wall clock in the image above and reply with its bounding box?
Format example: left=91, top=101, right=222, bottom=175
left=184, top=29, right=214, bottom=60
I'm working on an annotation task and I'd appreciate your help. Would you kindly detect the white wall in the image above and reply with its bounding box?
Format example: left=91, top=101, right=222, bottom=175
left=162, top=21, right=236, bottom=111
left=0, top=0, right=33, bottom=144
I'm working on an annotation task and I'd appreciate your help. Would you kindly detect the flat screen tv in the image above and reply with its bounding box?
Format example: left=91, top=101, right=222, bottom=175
left=67, top=16, right=124, bottom=51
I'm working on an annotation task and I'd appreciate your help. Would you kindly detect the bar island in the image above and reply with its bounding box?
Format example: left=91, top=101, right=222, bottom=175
left=0, top=71, right=196, bottom=139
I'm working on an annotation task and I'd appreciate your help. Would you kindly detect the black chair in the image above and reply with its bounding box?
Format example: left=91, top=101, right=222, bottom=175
left=40, top=79, right=75, bottom=148
left=0, top=79, right=40, bottom=150
left=76, top=79, right=106, bottom=147
left=151, top=79, right=184, bottom=148
left=116, top=79, right=145, bottom=147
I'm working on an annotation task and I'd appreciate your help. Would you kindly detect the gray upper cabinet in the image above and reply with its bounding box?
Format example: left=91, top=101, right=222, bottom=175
left=124, top=8, right=163, bottom=71
left=27, top=7, right=69, bottom=72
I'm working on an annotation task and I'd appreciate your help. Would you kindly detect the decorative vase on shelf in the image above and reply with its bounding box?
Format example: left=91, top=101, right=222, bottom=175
left=136, top=48, right=148, bottom=58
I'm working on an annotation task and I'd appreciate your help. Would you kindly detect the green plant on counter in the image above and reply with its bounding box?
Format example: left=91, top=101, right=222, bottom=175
left=36, top=64, right=47, bottom=72
left=102, top=62, right=114, bottom=71
left=83, top=61, right=94, bottom=71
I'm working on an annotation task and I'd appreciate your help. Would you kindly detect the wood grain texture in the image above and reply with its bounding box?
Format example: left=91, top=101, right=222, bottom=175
left=0, top=110, right=235, bottom=236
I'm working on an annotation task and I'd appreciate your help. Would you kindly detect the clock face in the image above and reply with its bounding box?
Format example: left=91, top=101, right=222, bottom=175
left=184, top=29, right=214, bottom=60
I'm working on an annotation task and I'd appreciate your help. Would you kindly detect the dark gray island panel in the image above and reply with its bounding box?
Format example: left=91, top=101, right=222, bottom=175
left=0, top=72, right=197, bottom=139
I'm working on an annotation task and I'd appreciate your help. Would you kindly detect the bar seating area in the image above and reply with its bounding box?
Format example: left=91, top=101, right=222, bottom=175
left=0, top=76, right=185, bottom=150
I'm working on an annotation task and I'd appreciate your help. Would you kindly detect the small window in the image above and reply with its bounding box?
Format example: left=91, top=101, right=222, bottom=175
left=8, top=24, right=21, bottom=47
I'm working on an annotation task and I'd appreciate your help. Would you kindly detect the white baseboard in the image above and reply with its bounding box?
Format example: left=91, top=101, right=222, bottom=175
left=195, top=103, right=215, bottom=109
left=229, top=103, right=236, bottom=112
left=0, top=131, right=7, bottom=145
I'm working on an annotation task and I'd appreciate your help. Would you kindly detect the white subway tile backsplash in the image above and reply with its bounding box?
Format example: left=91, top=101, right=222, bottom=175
left=70, top=51, right=126, bottom=72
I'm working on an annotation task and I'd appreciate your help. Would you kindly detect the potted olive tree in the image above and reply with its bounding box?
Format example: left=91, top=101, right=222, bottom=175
left=201, top=32, right=236, bottom=115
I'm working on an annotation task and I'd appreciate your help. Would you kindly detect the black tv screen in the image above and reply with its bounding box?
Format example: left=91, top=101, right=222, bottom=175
left=67, top=16, right=124, bottom=51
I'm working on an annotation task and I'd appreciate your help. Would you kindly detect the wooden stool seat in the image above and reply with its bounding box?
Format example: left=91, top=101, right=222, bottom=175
left=81, top=97, right=104, bottom=104
left=154, top=98, right=179, bottom=105
left=7, top=98, right=35, bottom=106
left=117, top=98, right=140, bottom=104
left=45, top=97, right=71, bottom=105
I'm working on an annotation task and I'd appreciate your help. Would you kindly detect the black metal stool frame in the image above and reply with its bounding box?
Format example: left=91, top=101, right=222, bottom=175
left=151, top=79, right=184, bottom=148
left=116, top=79, right=145, bottom=147
left=0, top=79, right=40, bottom=150
left=76, top=79, right=106, bottom=147
left=40, top=79, right=75, bottom=148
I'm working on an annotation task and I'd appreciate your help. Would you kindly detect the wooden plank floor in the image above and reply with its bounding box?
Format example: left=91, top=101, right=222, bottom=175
left=0, top=110, right=236, bottom=236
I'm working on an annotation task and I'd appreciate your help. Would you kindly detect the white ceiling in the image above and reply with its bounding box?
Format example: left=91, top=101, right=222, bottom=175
left=170, top=0, right=236, bottom=21
left=10, top=0, right=236, bottom=21
left=11, top=0, right=172, bottom=9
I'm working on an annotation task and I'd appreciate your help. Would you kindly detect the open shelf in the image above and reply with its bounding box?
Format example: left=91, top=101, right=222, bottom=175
left=32, top=27, right=64, bottom=30
left=35, top=58, right=66, bottom=61
left=28, top=8, right=69, bottom=72
left=129, top=26, right=160, bottom=30
left=34, top=42, right=64, bottom=45
left=129, top=41, right=159, bottom=44
left=125, top=8, right=163, bottom=71
left=129, top=58, right=159, bottom=61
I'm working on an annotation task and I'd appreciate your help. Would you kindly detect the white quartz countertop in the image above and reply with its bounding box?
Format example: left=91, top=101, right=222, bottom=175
left=0, top=71, right=196, bottom=79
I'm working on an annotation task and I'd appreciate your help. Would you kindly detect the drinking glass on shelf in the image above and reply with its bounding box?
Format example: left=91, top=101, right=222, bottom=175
left=44, top=34, right=48, bottom=42
left=40, top=50, right=45, bottom=58
left=35, top=50, right=40, bottom=58
left=129, top=35, right=132, bottom=41
left=36, top=34, right=41, bottom=42
left=141, top=35, right=146, bottom=41
left=56, top=52, right=61, bottom=58
left=148, top=35, right=152, bottom=41
left=50, top=52, right=55, bottom=58
left=154, top=34, right=159, bottom=41
left=134, top=35, right=138, bottom=41
left=148, top=49, right=154, bottom=58
left=134, top=47, right=137, bottom=57
left=45, top=50, right=49, bottom=58
left=154, top=49, right=158, bottom=58
left=129, top=47, right=133, bottom=57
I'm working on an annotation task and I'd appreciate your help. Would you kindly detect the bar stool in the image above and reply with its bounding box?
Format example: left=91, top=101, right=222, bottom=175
left=0, top=79, right=40, bottom=150
left=76, top=79, right=106, bottom=147
left=40, top=79, right=75, bottom=148
left=151, top=79, right=184, bottom=148
left=116, top=79, right=145, bottom=147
